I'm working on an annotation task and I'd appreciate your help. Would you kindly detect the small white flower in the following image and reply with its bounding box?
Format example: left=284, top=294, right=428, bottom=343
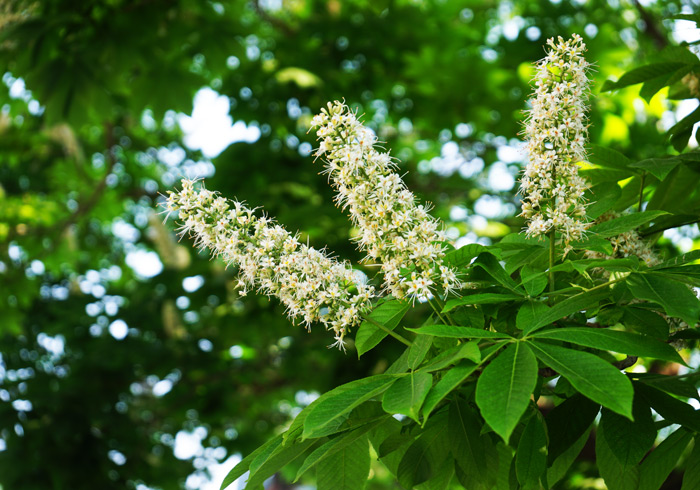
left=310, top=101, right=461, bottom=300
left=519, top=34, right=591, bottom=250
left=165, top=179, right=374, bottom=348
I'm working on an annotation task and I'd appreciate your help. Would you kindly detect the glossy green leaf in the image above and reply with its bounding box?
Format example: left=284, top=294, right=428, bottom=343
left=629, top=157, right=681, bottom=180
left=627, top=273, right=700, bottom=326
left=515, top=412, right=547, bottom=487
left=547, top=427, right=591, bottom=488
left=294, top=418, right=386, bottom=481
left=443, top=293, right=523, bottom=312
left=589, top=210, right=669, bottom=237
left=355, top=300, right=410, bottom=357
left=220, top=433, right=284, bottom=490
left=448, top=399, right=491, bottom=484
left=407, top=334, right=433, bottom=370
left=303, top=375, right=398, bottom=439
left=529, top=341, right=634, bottom=418
left=419, top=341, right=480, bottom=372
left=516, top=301, right=550, bottom=332
left=599, top=402, right=656, bottom=467
left=407, top=324, right=512, bottom=339
left=546, top=393, right=600, bottom=464
left=382, top=371, right=432, bottom=422
left=596, top=422, right=640, bottom=490
left=530, top=327, right=685, bottom=364
left=316, top=435, right=370, bottom=490
left=475, top=342, right=538, bottom=442
left=601, top=62, right=689, bottom=91
left=422, top=361, right=479, bottom=419
left=635, top=382, right=700, bottom=432
left=681, top=436, right=700, bottom=490
left=523, top=287, right=610, bottom=335
left=445, top=243, right=486, bottom=267
left=638, top=428, right=692, bottom=490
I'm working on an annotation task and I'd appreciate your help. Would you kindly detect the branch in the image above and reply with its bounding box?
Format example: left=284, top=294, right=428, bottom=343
left=634, top=0, right=669, bottom=50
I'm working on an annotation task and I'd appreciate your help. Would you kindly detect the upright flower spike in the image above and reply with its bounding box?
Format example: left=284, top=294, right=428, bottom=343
left=165, top=179, right=375, bottom=350
left=311, top=101, right=460, bottom=301
left=520, top=34, right=591, bottom=253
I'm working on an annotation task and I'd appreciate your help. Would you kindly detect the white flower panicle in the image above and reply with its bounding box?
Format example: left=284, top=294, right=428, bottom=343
left=520, top=34, right=591, bottom=252
left=585, top=211, right=660, bottom=268
left=165, top=179, right=375, bottom=350
left=310, top=101, right=460, bottom=301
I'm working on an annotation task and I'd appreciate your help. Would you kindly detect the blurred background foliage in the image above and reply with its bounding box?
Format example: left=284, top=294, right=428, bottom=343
left=0, top=0, right=699, bottom=489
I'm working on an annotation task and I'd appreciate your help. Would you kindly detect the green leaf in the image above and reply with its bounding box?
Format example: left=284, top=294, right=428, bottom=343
left=588, top=144, right=634, bottom=171
left=475, top=342, right=538, bottom=442
left=635, top=373, right=700, bottom=400
left=622, top=306, right=670, bottom=339
left=669, top=105, right=700, bottom=151
left=382, top=371, right=433, bottom=422
left=585, top=182, right=622, bottom=219
left=443, top=293, right=523, bottom=312
left=530, top=327, right=685, bottom=364
left=449, top=399, right=492, bottom=484
left=601, top=62, right=689, bottom=91
left=529, top=341, right=634, bottom=418
left=638, top=428, right=693, bottom=490
left=600, top=401, right=656, bottom=467
left=422, top=361, right=479, bottom=419
left=515, top=412, right=548, bottom=487
left=596, top=422, right=640, bottom=490
left=246, top=437, right=320, bottom=489
left=407, top=324, right=513, bottom=339
left=655, top=249, right=700, bottom=268
left=473, top=253, right=524, bottom=293
left=521, top=264, right=549, bottom=297
left=546, top=393, right=600, bottom=464
left=627, top=273, right=700, bottom=326
left=635, top=382, right=700, bottom=432
left=316, top=435, right=370, bottom=490
left=445, top=243, right=486, bottom=267
left=407, top=334, right=433, bottom=370
left=397, top=423, right=449, bottom=489
left=355, top=300, right=410, bottom=357
left=629, top=157, right=681, bottom=181
left=516, top=301, right=550, bottom=332
left=303, top=375, right=398, bottom=439
left=415, top=458, right=455, bottom=490
left=681, top=436, right=700, bottom=490
left=220, top=433, right=284, bottom=490
left=419, top=341, right=480, bottom=372
left=294, top=418, right=386, bottom=481
left=547, top=427, right=591, bottom=487
left=496, top=442, right=518, bottom=490
left=589, top=210, right=669, bottom=237
left=523, top=287, right=610, bottom=335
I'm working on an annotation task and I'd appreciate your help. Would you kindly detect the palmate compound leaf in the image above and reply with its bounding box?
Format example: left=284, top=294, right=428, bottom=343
left=529, top=340, right=634, bottom=419
left=302, top=375, right=398, bottom=439
left=530, top=327, right=685, bottom=364
left=475, top=342, right=538, bottom=442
